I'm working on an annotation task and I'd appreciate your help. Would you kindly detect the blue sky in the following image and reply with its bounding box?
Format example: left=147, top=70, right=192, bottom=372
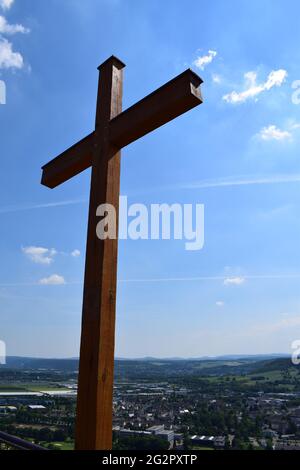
left=1, top=0, right=300, bottom=358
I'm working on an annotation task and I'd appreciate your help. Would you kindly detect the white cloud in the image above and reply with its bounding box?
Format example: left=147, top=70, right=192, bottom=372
left=223, top=69, right=287, bottom=104
left=258, top=124, right=292, bottom=141
left=39, top=274, right=66, bottom=286
left=0, top=0, right=14, bottom=10
left=0, top=16, right=29, bottom=34
left=216, top=301, right=225, bottom=307
left=223, top=277, right=245, bottom=286
left=22, top=246, right=57, bottom=265
left=0, top=2, right=29, bottom=70
left=264, top=70, right=287, bottom=89
left=0, top=37, right=23, bottom=69
left=193, top=50, right=217, bottom=70
left=71, top=249, right=81, bottom=257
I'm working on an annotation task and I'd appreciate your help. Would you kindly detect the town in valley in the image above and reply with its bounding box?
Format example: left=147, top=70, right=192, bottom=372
left=0, top=355, right=300, bottom=450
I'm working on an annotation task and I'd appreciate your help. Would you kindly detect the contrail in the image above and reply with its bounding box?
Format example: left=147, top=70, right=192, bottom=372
left=179, top=173, right=300, bottom=190
left=124, top=173, right=300, bottom=195
left=0, top=198, right=87, bottom=214
left=2, top=273, right=299, bottom=288
left=1, top=174, right=300, bottom=214
left=118, top=273, right=300, bottom=283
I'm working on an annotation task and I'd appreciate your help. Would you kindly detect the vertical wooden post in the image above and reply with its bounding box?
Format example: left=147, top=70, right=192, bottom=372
left=75, top=56, right=125, bottom=450
left=41, top=55, right=203, bottom=450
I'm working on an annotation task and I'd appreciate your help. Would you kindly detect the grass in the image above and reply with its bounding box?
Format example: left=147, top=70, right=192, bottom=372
left=28, top=385, right=69, bottom=392
left=0, top=385, right=28, bottom=392
left=45, top=441, right=74, bottom=450
left=190, top=445, right=214, bottom=450
left=0, top=383, right=70, bottom=393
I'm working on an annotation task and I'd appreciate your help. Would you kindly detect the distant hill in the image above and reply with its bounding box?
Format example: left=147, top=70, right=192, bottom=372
left=0, top=357, right=79, bottom=371
left=253, top=357, right=298, bottom=373
left=114, top=357, right=294, bottom=379
left=0, top=355, right=294, bottom=378
left=115, top=354, right=289, bottom=361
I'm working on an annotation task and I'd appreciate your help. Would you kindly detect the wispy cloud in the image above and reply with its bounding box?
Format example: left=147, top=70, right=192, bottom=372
left=257, top=124, right=292, bottom=141
left=180, top=173, right=300, bottom=190
left=22, top=246, right=57, bottom=265
left=0, top=16, right=29, bottom=34
left=251, top=315, right=300, bottom=335
left=216, top=300, right=225, bottom=307
left=3, top=173, right=300, bottom=212
left=122, top=173, right=300, bottom=197
left=39, top=274, right=66, bottom=286
left=223, top=69, right=287, bottom=104
left=193, top=50, right=217, bottom=70
left=212, top=73, right=222, bottom=84
left=119, top=276, right=225, bottom=283
left=0, top=0, right=14, bottom=10
left=223, top=276, right=245, bottom=286
left=119, top=274, right=300, bottom=283
left=71, top=249, right=81, bottom=258
left=0, top=198, right=86, bottom=214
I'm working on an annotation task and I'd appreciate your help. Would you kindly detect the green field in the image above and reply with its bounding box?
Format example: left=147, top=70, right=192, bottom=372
left=44, top=441, right=74, bottom=450
left=0, top=383, right=69, bottom=393
left=190, top=446, right=214, bottom=450
left=0, top=385, right=28, bottom=392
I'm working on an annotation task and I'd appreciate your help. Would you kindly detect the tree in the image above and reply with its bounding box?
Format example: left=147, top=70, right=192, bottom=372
left=113, top=435, right=170, bottom=450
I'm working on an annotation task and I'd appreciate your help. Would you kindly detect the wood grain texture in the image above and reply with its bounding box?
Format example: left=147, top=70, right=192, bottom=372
left=41, top=132, right=94, bottom=188
left=109, top=69, right=203, bottom=149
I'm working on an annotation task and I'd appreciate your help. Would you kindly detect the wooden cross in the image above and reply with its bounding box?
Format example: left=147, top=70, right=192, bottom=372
left=41, top=56, right=203, bottom=450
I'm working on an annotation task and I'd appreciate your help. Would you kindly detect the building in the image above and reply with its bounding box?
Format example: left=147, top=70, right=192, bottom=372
left=0, top=406, right=17, bottom=414
left=27, top=405, right=46, bottom=411
left=155, top=430, right=174, bottom=448
left=117, top=429, right=151, bottom=438
left=147, top=424, right=174, bottom=448
left=214, top=436, right=226, bottom=449
left=190, top=435, right=215, bottom=448
left=147, top=425, right=165, bottom=433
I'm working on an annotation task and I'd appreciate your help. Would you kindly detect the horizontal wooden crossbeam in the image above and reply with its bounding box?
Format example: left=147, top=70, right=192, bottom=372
left=109, top=69, right=203, bottom=148
left=41, top=132, right=95, bottom=188
left=41, top=69, right=203, bottom=189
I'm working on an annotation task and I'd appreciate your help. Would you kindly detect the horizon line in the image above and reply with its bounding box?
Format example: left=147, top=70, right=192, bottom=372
left=2, top=353, right=290, bottom=361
